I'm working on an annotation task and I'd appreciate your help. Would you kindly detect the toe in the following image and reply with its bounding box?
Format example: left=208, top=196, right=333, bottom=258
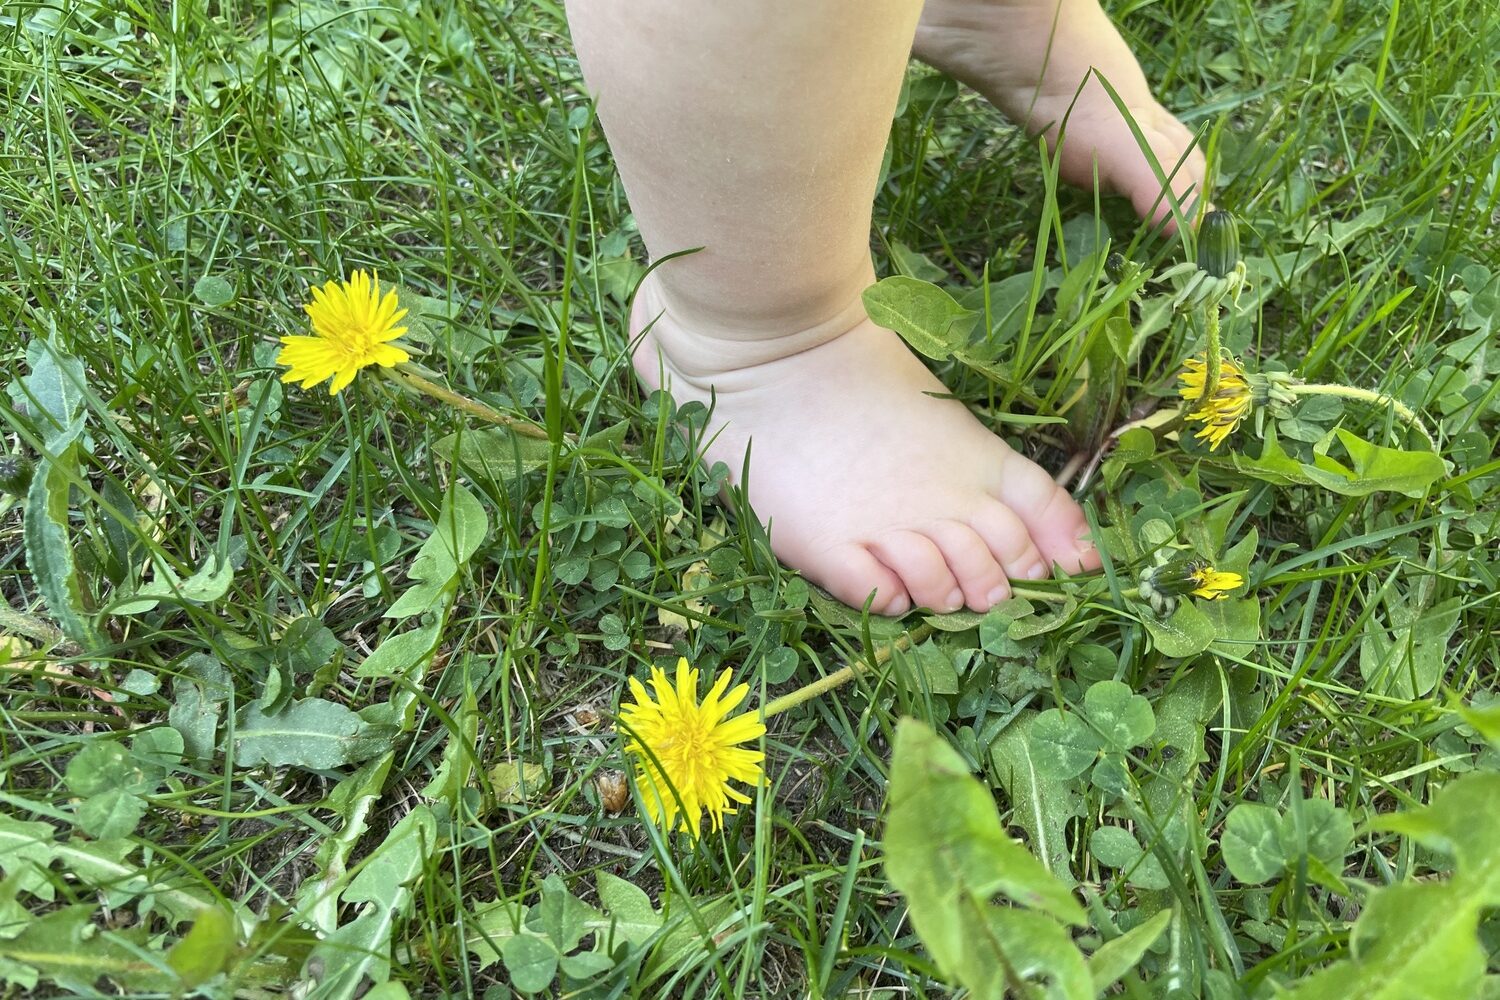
left=869, top=531, right=964, bottom=613
left=969, top=501, right=1047, bottom=590
left=925, top=520, right=1011, bottom=612
left=990, top=460, right=1101, bottom=574
left=1115, top=117, right=1210, bottom=230
left=806, top=543, right=912, bottom=617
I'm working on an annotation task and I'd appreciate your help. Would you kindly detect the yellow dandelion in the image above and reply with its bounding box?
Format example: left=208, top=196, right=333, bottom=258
left=278, top=270, right=410, bottom=395
left=618, top=658, right=765, bottom=839
left=1179, top=354, right=1253, bottom=450
left=1188, top=565, right=1243, bottom=600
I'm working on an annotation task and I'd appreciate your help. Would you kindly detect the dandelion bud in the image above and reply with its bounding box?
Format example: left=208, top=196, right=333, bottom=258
left=0, top=455, right=33, bottom=495
left=1196, top=210, right=1241, bottom=279
left=1105, top=252, right=1128, bottom=283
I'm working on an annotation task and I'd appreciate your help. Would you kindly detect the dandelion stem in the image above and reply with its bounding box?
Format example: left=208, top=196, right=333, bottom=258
left=387, top=365, right=553, bottom=441
left=761, top=624, right=935, bottom=719
left=1289, top=382, right=1436, bottom=450
left=759, top=581, right=1148, bottom=719
left=1201, top=305, right=1222, bottom=400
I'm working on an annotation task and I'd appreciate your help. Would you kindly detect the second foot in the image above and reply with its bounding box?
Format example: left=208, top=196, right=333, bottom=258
left=914, top=0, right=1209, bottom=224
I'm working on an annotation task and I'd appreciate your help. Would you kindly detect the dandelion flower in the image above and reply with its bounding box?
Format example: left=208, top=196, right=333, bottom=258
left=1179, top=354, right=1253, bottom=450
left=278, top=270, right=410, bottom=394
left=1188, top=565, right=1244, bottom=600
left=618, top=658, right=765, bottom=839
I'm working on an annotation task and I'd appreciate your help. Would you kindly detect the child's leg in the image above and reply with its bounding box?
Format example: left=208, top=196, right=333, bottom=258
left=914, top=0, right=1208, bottom=223
left=568, top=0, right=1097, bottom=616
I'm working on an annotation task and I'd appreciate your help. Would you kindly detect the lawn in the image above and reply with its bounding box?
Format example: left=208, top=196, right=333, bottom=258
left=1, top=0, right=1498, bottom=997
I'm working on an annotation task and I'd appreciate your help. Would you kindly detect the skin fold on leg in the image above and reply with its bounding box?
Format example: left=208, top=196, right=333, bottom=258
left=567, top=0, right=1106, bottom=615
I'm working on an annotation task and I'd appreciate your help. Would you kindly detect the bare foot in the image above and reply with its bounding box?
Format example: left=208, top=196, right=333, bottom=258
left=914, top=0, right=1208, bottom=224
left=635, top=278, right=1100, bottom=616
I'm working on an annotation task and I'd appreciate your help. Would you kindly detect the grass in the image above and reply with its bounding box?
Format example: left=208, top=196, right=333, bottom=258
left=1, top=0, right=1498, bottom=997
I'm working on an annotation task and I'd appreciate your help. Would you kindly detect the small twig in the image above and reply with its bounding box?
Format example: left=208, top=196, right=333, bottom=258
left=1054, top=451, right=1086, bottom=489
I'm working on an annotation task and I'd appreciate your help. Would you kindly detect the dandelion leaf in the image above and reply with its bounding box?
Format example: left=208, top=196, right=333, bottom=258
left=385, top=484, right=487, bottom=618
left=464, top=900, right=528, bottom=970
left=888, top=720, right=1088, bottom=1000
left=23, top=451, right=97, bottom=646
left=0, top=905, right=174, bottom=994
left=1088, top=910, right=1172, bottom=993
left=234, top=697, right=393, bottom=771
left=1283, top=773, right=1500, bottom=999
left=1302, top=428, right=1446, bottom=498
left=1141, top=598, right=1215, bottom=658
left=595, top=872, right=662, bottom=949
left=433, top=426, right=552, bottom=486
left=308, top=806, right=436, bottom=997
left=165, top=906, right=239, bottom=989
left=862, top=275, right=979, bottom=361
left=988, top=711, right=1085, bottom=879
left=1282, top=883, right=1483, bottom=1000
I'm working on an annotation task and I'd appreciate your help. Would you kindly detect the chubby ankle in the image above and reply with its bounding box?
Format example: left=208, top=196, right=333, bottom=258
left=630, top=271, right=875, bottom=383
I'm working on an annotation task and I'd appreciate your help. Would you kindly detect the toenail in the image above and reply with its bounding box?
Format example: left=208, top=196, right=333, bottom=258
left=943, top=588, right=964, bottom=612
left=986, top=584, right=1010, bottom=606
left=885, top=595, right=910, bottom=616
left=1026, top=561, right=1049, bottom=581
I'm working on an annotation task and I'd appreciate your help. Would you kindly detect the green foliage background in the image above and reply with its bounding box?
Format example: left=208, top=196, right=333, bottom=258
left=0, top=0, right=1497, bottom=997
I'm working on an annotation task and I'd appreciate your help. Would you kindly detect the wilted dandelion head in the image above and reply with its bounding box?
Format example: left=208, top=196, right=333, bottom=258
left=1179, top=354, right=1253, bottom=450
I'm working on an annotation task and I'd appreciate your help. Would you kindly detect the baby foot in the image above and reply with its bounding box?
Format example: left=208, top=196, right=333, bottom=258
left=914, top=0, right=1208, bottom=224
left=635, top=278, right=1099, bottom=616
